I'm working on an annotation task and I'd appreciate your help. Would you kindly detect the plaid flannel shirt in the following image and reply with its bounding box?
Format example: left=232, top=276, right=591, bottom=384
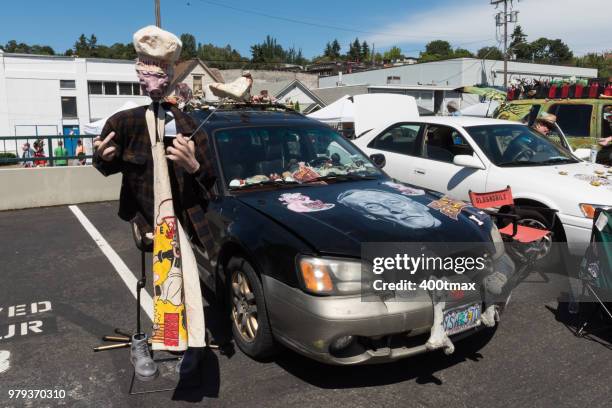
left=93, top=103, right=216, bottom=252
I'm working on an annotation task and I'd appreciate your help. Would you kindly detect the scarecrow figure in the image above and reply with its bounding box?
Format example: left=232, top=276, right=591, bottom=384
left=93, top=25, right=215, bottom=381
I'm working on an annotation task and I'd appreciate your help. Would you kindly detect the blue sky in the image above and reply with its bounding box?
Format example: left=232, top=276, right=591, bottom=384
left=0, top=0, right=608, bottom=58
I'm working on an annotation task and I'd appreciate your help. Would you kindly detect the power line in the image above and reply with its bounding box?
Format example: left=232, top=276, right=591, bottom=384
left=189, top=0, right=491, bottom=41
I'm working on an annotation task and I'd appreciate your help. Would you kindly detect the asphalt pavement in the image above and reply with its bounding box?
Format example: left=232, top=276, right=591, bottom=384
left=0, top=202, right=610, bottom=408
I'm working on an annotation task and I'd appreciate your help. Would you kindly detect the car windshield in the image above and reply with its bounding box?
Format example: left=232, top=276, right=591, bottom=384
left=464, top=124, right=578, bottom=167
left=214, top=125, right=383, bottom=189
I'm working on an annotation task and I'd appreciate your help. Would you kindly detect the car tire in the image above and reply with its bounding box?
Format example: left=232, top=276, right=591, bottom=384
left=226, top=257, right=277, bottom=360
left=511, top=207, right=566, bottom=269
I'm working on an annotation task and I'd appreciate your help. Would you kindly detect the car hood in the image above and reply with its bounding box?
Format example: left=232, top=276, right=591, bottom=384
left=235, top=179, right=492, bottom=257
left=497, top=161, right=612, bottom=213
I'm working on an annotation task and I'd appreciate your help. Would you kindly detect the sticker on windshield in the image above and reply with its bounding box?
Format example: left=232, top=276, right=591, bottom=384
left=279, top=193, right=334, bottom=213
left=337, top=189, right=441, bottom=229
left=574, top=174, right=610, bottom=186
left=383, top=181, right=425, bottom=196
left=427, top=196, right=469, bottom=220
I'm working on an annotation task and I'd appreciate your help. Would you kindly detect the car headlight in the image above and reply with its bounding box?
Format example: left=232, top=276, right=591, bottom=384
left=298, top=256, right=362, bottom=295
left=579, top=203, right=610, bottom=219
left=490, top=223, right=506, bottom=260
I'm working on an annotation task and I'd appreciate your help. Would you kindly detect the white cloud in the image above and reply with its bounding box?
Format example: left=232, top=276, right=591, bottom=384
left=366, top=0, right=611, bottom=55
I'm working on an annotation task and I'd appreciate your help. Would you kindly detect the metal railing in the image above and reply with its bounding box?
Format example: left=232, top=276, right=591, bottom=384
left=0, top=135, right=98, bottom=167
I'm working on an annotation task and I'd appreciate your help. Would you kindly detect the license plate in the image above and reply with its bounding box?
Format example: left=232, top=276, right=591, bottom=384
left=443, top=303, right=481, bottom=335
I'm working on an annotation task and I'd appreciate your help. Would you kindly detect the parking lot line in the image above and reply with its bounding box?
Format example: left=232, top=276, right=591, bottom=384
left=68, top=204, right=153, bottom=320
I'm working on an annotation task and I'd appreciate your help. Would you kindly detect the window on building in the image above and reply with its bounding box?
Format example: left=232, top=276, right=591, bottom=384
left=104, top=82, right=117, bottom=95
left=368, top=124, right=421, bottom=155
left=386, top=76, right=401, bottom=85
left=60, top=80, right=76, bottom=89
left=548, top=104, right=592, bottom=137
left=193, top=75, right=203, bottom=94
left=61, top=97, right=78, bottom=118
left=132, top=83, right=141, bottom=95
left=88, top=81, right=103, bottom=95
left=119, top=82, right=133, bottom=95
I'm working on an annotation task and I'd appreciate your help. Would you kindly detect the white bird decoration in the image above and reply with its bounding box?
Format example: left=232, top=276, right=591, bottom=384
left=209, top=72, right=253, bottom=102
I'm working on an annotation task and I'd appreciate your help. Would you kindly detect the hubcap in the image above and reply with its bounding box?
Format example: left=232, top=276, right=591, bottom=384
left=230, top=270, right=258, bottom=342
left=518, top=218, right=552, bottom=260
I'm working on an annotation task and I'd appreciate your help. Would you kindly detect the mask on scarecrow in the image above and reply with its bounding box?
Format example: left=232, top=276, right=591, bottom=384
left=133, top=26, right=182, bottom=101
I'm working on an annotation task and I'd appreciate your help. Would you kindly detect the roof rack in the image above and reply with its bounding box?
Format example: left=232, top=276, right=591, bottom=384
left=211, top=101, right=298, bottom=112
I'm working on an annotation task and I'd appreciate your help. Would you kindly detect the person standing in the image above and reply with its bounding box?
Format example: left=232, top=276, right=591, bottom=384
left=33, top=140, right=46, bottom=167
left=596, top=106, right=612, bottom=165
left=53, top=140, right=68, bottom=166
left=21, top=142, right=35, bottom=167
left=75, top=139, right=86, bottom=165
left=446, top=100, right=461, bottom=116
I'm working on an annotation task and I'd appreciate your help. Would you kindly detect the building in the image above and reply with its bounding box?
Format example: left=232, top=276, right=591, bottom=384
left=0, top=51, right=150, bottom=142
left=170, top=58, right=224, bottom=99
left=0, top=52, right=224, bottom=156
left=318, top=58, right=598, bottom=89
left=250, top=79, right=325, bottom=113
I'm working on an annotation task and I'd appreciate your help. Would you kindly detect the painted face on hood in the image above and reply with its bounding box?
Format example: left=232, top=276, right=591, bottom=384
left=137, top=70, right=171, bottom=100
left=338, top=189, right=441, bottom=229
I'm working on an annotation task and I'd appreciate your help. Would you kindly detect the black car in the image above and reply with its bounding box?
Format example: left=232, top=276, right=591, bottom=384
left=188, top=104, right=515, bottom=365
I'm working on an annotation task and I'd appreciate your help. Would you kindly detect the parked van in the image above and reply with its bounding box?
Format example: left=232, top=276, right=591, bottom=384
left=494, top=98, right=612, bottom=150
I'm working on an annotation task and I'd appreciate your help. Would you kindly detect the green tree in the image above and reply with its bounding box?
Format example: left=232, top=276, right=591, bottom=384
left=383, top=46, right=403, bottom=61
left=510, top=25, right=527, bottom=50
left=453, top=48, right=474, bottom=58
left=574, top=52, right=612, bottom=78
left=346, top=38, right=361, bottom=61
left=361, top=40, right=370, bottom=62
left=331, top=39, right=341, bottom=58
left=197, top=43, right=245, bottom=69
left=1, top=40, right=55, bottom=55
left=250, top=35, right=286, bottom=64
left=529, top=37, right=573, bottom=64
left=180, top=33, right=197, bottom=60
left=477, top=46, right=503, bottom=60
left=419, top=40, right=453, bottom=61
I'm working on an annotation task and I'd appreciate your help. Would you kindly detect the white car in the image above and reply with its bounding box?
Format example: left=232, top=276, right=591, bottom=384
left=353, top=116, right=612, bottom=256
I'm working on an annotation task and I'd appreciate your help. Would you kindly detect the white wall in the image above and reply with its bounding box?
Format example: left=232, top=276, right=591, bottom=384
left=0, top=53, right=150, bottom=143
left=0, top=166, right=121, bottom=211
left=319, top=58, right=599, bottom=88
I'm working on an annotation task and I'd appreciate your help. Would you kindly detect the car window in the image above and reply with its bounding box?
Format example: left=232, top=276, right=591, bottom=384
left=548, top=104, right=592, bottom=137
left=603, top=105, right=612, bottom=138
left=215, top=125, right=382, bottom=187
left=367, top=124, right=421, bottom=155
left=465, top=124, right=577, bottom=167
left=420, top=125, right=473, bottom=163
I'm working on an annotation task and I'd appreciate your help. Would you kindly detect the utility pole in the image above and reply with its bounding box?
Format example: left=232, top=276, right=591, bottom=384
left=492, top=0, right=519, bottom=87
left=155, top=0, right=161, bottom=27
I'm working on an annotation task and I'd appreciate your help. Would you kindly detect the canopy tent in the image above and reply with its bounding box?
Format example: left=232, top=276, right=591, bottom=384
left=306, top=95, right=353, bottom=123
left=454, top=86, right=507, bottom=102
left=308, top=93, right=420, bottom=136
left=82, top=101, right=142, bottom=135
left=460, top=101, right=500, bottom=117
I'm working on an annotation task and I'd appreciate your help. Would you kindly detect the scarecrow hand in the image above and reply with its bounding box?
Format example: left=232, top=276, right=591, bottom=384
left=93, top=132, right=118, bottom=162
left=166, top=133, right=200, bottom=174
left=598, top=136, right=612, bottom=147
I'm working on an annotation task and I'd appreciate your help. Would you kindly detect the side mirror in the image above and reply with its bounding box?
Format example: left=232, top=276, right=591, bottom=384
left=453, top=154, right=485, bottom=170
left=370, top=153, right=386, bottom=168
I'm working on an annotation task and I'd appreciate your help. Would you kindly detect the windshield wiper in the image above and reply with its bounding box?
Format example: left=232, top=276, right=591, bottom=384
left=535, top=157, right=577, bottom=165
left=306, top=173, right=378, bottom=183
left=229, top=179, right=299, bottom=190
left=495, top=161, right=537, bottom=167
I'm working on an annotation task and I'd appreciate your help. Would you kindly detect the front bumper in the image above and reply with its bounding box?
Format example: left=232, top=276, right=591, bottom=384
left=262, top=255, right=513, bottom=365
left=558, top=213, right=594, bottom=256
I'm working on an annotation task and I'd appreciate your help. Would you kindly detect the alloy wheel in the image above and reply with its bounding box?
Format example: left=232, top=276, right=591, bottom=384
left=517, top=218, right=552, bottom=260
left=230, top=270, right=259, bottom=342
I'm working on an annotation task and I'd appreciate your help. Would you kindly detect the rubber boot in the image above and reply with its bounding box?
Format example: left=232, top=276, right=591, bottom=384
left=130, top=333, right=158, bottom=382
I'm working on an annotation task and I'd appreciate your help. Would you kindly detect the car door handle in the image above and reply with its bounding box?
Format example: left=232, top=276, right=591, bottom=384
left=414, top=169, right=426, bottom=175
